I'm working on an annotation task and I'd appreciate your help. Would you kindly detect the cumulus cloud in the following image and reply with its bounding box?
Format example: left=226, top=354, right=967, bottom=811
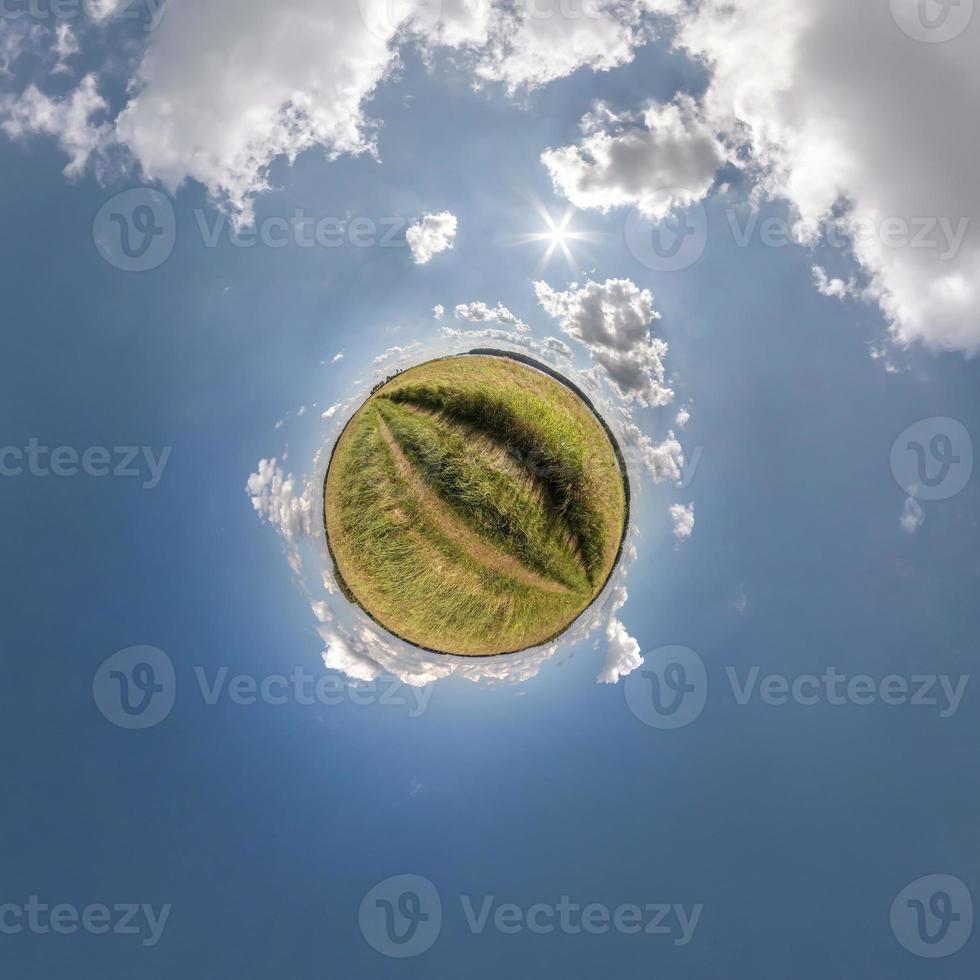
left=471, top=0, right=651, bottom=93
left=52, top=23, right=79, bottom=74
left=674, top=405, right=690, bottom=429
left=669, top=502, right=695, bottom=540
left=535, top=278, right=673, bottom=406
left=9, top=0, right=978, bottom=356
left=812, top=266, right=857, bottom=301
left=439, top=325, right=534, bottom=350
left=1, top=74, right=109, bottom=178
left=246, top=458, right=317, bottom=573
left=620, top=422, right=685, bottom=484
left=596, top=584, right=642, bottom=684
left=454, top=300, right=529, bottom=332
left=107, top=0, right=402, bottom=228
left=542, top=96, right=724, bottom=219
left=246, top=458, right=315, bottom=544
left=406, top=211, right=458, bottom=264
left=321, top=402, right=341, bottom=420
left=432, top=304, right=445, bottom=319
left=544, top=336, right=573, bottom=358
left=0, top=1, right=674, bottom=231
left=663, top=0, right=980, bottom=353
left=373, top=342, right=422, bottom=366
left=0, top=20, right=44, bottom=74
left=85, top=0, right=132, bottom=21
left=900, top=495, right=925, bottom=535
left=320, top=627, right=383, bottom=683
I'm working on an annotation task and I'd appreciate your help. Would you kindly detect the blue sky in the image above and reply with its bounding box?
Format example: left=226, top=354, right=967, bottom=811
left=1, top=1, right=979, bottom=976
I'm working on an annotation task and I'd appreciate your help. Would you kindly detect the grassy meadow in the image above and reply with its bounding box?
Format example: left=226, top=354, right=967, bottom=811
left=323, top=354, right=628, bottom=655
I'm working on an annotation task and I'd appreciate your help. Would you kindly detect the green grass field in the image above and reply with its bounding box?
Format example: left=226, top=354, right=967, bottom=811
left=323, top=354, right=628, bottom=655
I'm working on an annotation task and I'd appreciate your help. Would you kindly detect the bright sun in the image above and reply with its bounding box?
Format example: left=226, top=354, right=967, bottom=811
left=514, top=203, right=594, bottom=271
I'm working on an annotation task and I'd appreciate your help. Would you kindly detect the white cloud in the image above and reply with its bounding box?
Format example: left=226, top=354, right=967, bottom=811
left=454, top=300, right=528, bottom=332
left=320, top=628, right=383, bottom=683
left=111, top=0, right=401, bottom=228
left=542, top=96, right=724, bottom=220
left=440, top=325, right=532, bottom=348
left=330, top=351, right=345, bottom=364
left=12, top=0, right=976, bottom=355
left=0, top=1, right=674, bottom=232
left=663, top=0, right=980, bottom=353
left=596, top=585, right=642, bottom=684
left=535, top=277, right=673, bottom=406
left=900, top=495, right=925, bottom=535
left=373, top=346, right=404, bottom=365
left=86, top=0, right=131, bottom=21
left=432, top=304, right=445, bottom=319
left=544, top=336, right=573, bottom=358
left=321, top=402, right=341, bottom=420
left=472, top=0, right=650, bottom=93
left=674, top=405, right=690, bottom=429
left=1, top=74, right=110, bottom=178
left=620, top=422, right=685, bottom=484
left=246, top=458, right=316, bottom=574
left=812, top=266, right=857, bottom=300
left=52, top=23, right=80, bottom=74
left=0, top=20, right=43, bottom=74
left=406, top=211, right=458, bottom=264
left=669, top=502, right=694, bottom=540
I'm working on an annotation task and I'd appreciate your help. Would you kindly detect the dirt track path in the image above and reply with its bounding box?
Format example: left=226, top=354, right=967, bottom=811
left=376, top=414, right=569, bottom=595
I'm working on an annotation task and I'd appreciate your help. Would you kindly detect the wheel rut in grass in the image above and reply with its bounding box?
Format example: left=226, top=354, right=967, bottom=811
left=375, top=412, right=571, bottom=595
